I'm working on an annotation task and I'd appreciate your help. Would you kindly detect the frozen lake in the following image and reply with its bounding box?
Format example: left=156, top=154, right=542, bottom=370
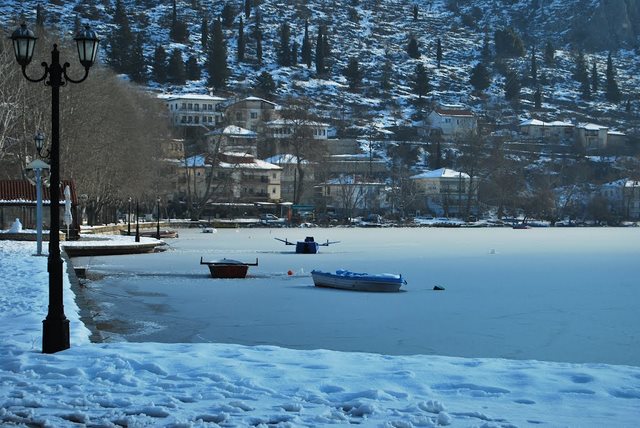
left=73, top=227, right=640, bottom=366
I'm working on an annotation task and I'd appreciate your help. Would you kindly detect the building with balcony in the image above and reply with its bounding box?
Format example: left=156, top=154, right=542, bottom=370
left=161, top=94, right=226, bottom=128
left=410, top=168, right=474, bottom=217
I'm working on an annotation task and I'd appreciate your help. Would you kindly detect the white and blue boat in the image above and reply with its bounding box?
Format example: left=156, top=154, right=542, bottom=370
left=311, top=269, right=406, bottom=292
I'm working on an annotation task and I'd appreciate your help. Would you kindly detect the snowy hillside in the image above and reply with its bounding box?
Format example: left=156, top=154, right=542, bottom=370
left=2, top=0, right=639, bottom=133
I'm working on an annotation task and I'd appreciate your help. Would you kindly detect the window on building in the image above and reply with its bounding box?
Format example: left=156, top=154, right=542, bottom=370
left=195, top=116, right=199, bottom=124
left=181, top=102, right=186, bottom=109
left=250, top=112, right=258, bottom=119
left=188, top=103, right=193, bottom=110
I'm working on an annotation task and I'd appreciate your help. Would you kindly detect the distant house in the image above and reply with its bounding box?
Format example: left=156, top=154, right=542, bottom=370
left=0, top=180, right=79, bottom=238
left=601, top=179, right=640, bottom=220
left=181, top=152, right=282, bottom=205
left=160, top=94, right=226, bottom=128
left=575, top=123, right=609, bottom=150
left=410, top=168, right=474, bottom=217
left=265, top=118, right=330, bottom=140
left=427, top=105, right=477, bottom=138
left=519, top=119, right=574, bottom=141
left=205, top=125, right=258, bottom=156
left=263, top=154, right=315, bottom=204
left=225, top=96, right=279, bottom=133
left=316, top=175, right=389, bottom=218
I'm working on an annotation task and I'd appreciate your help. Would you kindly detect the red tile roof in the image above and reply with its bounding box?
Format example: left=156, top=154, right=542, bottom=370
left=0, top=180, right=78, bottom=205
left=433, top=107, right=475, bottom=117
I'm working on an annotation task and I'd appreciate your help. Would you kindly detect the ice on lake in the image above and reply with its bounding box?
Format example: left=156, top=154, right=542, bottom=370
left=73, top=227, right=640, bottom=366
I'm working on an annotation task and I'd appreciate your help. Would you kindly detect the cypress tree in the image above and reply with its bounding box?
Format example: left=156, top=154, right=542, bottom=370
left=291, top=40, right=298, bottom=66
left=152, top=45, right=168, bottom=83
left=167, top=48, right=186, bottom=85
left=207, top=18, right=229, bottom=89
left=530, top=47, right=538, bottom=86
left=436, top=38, right=442, bottom=68
left=605, top=52, right=621, bottom=103
left=413, top=62, right=430, bottom=99
left=534, top=87, right=542, bottom=109
left=315, top=26, right=325, bottom=74
left=323, top=30, right=331, bottom=58
left=245, top=0, right=251, bottom=19
left=238, top=17, right=245, bottom=62
left=186, top=56, right=200, bottom=80
left=504, top=68, right=521, bottom=101
left=256, top=29, right=263, bottom=65
left=469, top=63, right=491, bottom=93
left=278, top=22, right=291, bottom=66
left=544, top=40, right=555, bottom=65
left=413, top=4, right=418, bottom=20
left=580, top=74, right=591, bottom=99
left=481, top=32, right=491, bottom=63
left=344, top=56, right=363, bottom=91
left=129, top=32, right=147, bottom=84
left=591, top=61, right=598, bottom=94
left=170, top=0, right=189, bottom=42
left=201, top=16, right=209, bottom=51
left=573, top=51, right=588, bottom=85
left=221, top=2, right=235, bottom=28
left=110, top=0, right=135, bottom=74
left=301, top=20, right=312, bottom=68
left=407, top=36, right=420, bottom=59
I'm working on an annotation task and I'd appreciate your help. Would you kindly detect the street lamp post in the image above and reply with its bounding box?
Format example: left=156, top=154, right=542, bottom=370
left=11, top=22, right=99, bottom=354
left=156, top=197, right=161, bottom=239
left=127, top=197, right=131, bottom=236
left=135, top=200, right=140, bottom=242
left=26, top=133, right=50, bottom=256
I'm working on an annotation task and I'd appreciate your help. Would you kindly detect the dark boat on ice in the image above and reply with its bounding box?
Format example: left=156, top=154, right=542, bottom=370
left=274, top=236, right=340, bottom=254
left=311, top=269, right=406, bottom=292
left=200, top=257, right=258, bottom=278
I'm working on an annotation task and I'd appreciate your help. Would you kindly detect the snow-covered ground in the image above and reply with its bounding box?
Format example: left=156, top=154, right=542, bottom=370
left=1, top=231, right=640, bottom=427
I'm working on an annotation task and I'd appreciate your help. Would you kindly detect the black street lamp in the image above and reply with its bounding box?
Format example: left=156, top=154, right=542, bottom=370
left=11, top=22, right=99, bottom=354
left=156, top=197, right=161, bottom=239
left=135, top=200, right=140, bottom=242
left=127, top=197, right=132, bottom=236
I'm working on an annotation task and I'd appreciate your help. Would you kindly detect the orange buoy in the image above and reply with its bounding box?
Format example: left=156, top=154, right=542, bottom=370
left=287, top=270, right=293, bottom=276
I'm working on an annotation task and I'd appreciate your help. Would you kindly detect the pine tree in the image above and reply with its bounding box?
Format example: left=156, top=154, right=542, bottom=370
left=152, top=45, right=168, bottom=83
left=572, top=51, right=588, bottom=85
left=237, top=17, right=245, bottom=62
left=315, top=26, right=325, bottom=75
left=591, top=61, right=598, bottom=94
left=129, top=32, right=147, bottom=84
left=245, top=0, right=251, bottom=19
left=530, top=47, right=538, bottom=86
left=344, top=57, right=363, bottom=91
left=413, top=62, right=430, bottom=99
left=291, top=40, right=298, bottom=66
left=207, top=18, right=229, bottom=89
left=580, top=74, right=591, bottom=100
left=278, top=22, right=291, bottom=66
left=544, top=40, right=555, bottom=65
left=167, top=48, right=186, bottom=85
left=110, top=0, right=135, bottom=74
left=605, top=52, right=621, bottom=103
left=481, top=32, right=491, bottom=63
left=170, top=0, right=189, bottom=43
left=255, top=70, right=276, bottom=97
left=201, top=16, right=209, bottom=51
left=407, top=36, right=420, bottom=59
left=469, top=63, right=491, bottom=93
left=380, top=57, right=394, bottom=91
left=494, top=27, right=525, bottom=58
left=256, top=29, right=263, bottom=65
left=534, top=87, right=542, bottom=109
left=436, top=38, right=443, bottom=68
left=221, top=2, right=235, bottom=28
left=301, top=20, right=312, bottom=68
left=186, top=56, right=200, bottom=80
left=504, top=68, right=521, bottom=101
left=413, top=4, right=418, bottom=20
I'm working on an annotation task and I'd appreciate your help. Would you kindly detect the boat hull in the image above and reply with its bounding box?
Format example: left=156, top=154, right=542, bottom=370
left=206, top=264, right=249, bottom=278
left=296, top=241, right=320, bottom=253
left=311, top=270, right=404, bottom=292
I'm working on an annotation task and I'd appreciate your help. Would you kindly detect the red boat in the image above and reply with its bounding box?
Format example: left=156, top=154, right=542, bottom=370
left=200, top=257, right=258, bottom=278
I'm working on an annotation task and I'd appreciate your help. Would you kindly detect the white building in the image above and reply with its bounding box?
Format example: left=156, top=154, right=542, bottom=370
left=427, top=105, right=477, bottom=137
left=160, top=94, right=226, bottom=128
left=410, top=168, right=474, bottom=217
left=266, top=118, right=330, bottom=140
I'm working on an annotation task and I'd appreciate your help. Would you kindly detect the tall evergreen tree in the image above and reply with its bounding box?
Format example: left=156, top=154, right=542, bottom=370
left=481, top=32, right=491, bottom=63
left=534, top=87, right=542, bottom=109
left=245, top=0, right=251, bottom=19
left=344, top=56, right=363, bottom=91
left=207, top=18, right=229, bottom=89
left=436, top=38, right=442, bottom=68
left=380, top=57, right=394, bottom=91
left=237, top=17, right=245, bottom=62
left=469, top=62, right=491, bottom=93
left=291, top=40, right=298, bottom=66
left=504, top=68, right=521, bottom=101
left=186, top=55, right=200, bottom=80
left=591, top=61, right=598, bottom=94
left=494, top=27, right=525, bottom=58
left=221, top=2, right=235, bottom=28
left=36, top=3, right=45, bottom=27
left=413, top=62, right=430, bottom=99
left=170, top=0, right=189, bottom=42
left=413, top=4, right=418, bottom=20
left=544, top=40, right=555, bottom=65
left=110, top=0, right=135, bottom=74
left=315, top=26, right=325, bottom=74
left=301, top=20, right=312, bottom=68
left=167, top=48, right=186, bottom=85
left=129, top=32, right=147, bottom=83
left=201, top=16, right=209, bottom=51
left=605, top=52, right=621, bottom=103
left=256, top=29, right=263, bottom=65
left=152, top=45, right=168, bottom=83
left=407, top=36, right=420, bottom=59
left=573, top=51, right=588, bottom=85
left=255, top=70, right=276, bottom=97
left=530, top=46, right=538, bottom=85
left=580, top=73, right=591, bottom=99
left=278, top=22, right=291, bottom=66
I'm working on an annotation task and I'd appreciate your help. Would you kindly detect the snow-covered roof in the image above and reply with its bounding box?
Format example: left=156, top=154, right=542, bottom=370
left=267, top=118, right=330, bottom=127
left=163, top=93, right=226, bottom=101
left=432, top=106, right=474, bottom=117
left=519, top=119, right=574, bottom=127
left=410, top=168, right=470, bottom=179
left=206, top=125, right=257, bottom=137
left=264, top=154, right=309, bottom=164
left=577, top=123, right=608, bottom=131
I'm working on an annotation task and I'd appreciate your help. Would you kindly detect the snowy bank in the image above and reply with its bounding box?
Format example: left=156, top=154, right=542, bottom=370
left=1, top=240, right=639, bottom=427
